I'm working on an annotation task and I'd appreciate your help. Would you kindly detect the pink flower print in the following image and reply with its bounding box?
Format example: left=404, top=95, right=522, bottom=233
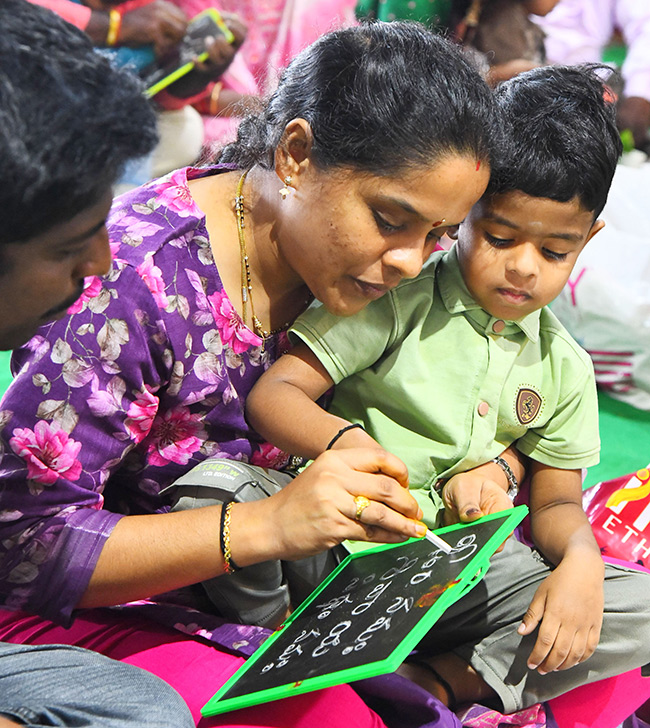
left=147, top=406, right=206, bottom=467
left=207, top=290, right=261, bottom=354
left=125, top=387, right=159, bottom=443
left=154, top=169, right=197, bottom=218
left=250, top=442, right=290, bottom=470
left=9, top=420, right=83, bottom=486
left=136, top=254, right=169, bottom=309
left=67, top=276, right=103, bottom=315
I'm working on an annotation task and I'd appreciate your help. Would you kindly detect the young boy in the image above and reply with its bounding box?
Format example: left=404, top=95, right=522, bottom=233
left=245, top=65, right=650, bottom=711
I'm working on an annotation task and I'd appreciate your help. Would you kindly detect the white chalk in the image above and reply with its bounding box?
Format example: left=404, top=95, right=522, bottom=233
left=424, top=528, right=453, bottom=554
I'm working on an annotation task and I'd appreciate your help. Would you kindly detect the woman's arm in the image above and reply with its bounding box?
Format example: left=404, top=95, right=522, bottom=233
left=0, top=265, right=172, bottom=622
left=81, top=448, right=425, bottom=607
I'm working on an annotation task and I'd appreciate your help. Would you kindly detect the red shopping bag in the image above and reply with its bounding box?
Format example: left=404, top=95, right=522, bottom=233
left=583, top=465, right=650, bottom=568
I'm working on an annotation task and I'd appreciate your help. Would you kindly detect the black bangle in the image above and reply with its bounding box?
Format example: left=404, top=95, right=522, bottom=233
left=219, top=502, right=242, bottom=573
left=326, top=423, right=365, bottom=451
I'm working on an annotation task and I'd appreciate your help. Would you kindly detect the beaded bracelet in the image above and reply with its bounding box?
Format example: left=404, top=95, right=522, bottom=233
left=106, top=8, right=122, bottom=47
left=219, top=502, right=241, bottom=574
left=326, top=423, right=366, bottom=451
left=491, top=456, right=519, bottom=501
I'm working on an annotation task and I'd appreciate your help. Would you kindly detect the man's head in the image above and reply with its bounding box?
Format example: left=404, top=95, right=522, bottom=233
left=452, top=64, right=620, bottom=322
left=0, top=0, right=158, bottom=349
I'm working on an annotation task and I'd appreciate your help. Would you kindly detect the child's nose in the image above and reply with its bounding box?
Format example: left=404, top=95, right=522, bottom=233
left=507, top=244, right=538, bottom=278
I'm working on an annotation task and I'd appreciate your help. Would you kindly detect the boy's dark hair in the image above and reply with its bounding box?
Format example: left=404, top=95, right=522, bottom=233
left=489, top=64, right=622, bottom=218
left=220, top=21, right=502, bottom=175
left=0, top=0, right=158, bottom=246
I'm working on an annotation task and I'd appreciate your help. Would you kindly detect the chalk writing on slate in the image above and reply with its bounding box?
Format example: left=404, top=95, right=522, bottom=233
left=203, top=506, right=527, bottom=717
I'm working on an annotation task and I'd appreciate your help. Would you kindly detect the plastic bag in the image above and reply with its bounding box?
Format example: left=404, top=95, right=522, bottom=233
left=551, top=163, right=650, bottom=410
left=583, top=465, right=650, bottom=567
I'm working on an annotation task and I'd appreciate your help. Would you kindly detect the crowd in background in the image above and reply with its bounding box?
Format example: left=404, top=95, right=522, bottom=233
left=29, top=0, right=650, bottom=173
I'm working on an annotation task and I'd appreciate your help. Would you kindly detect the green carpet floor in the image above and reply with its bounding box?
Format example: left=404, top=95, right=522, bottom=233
left=584, top=391, right=650, bottom=488
left=0, top=350, right=647, bottom=486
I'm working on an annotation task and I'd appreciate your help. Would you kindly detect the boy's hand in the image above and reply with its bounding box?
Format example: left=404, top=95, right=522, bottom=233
left=442, top=473, right=513, bottom=552
left=442, top=471, right=513, bottom=523
left=519, top=554, right=604, bottom=673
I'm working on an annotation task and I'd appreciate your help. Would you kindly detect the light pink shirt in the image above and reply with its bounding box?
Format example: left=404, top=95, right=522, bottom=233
left=533, top=0, right=650, bottom=102
left=27, top=0, right=91, bottom=29
left=173, top=0, right=357, bottom=143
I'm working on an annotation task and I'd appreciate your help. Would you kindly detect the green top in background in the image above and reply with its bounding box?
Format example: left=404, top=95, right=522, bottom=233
left=356, top=0, right=451, bottom=27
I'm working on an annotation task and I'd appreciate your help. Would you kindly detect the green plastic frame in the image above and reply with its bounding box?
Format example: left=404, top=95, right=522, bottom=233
left=202, top=505, right=528, bottom=717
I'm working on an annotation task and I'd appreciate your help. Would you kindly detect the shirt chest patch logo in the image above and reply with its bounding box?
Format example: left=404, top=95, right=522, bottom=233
left=515, top=387, right=542, bottom=425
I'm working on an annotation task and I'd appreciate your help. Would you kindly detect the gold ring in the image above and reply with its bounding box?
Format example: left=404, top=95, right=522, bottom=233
left=354, top=495, right=371, bottom=521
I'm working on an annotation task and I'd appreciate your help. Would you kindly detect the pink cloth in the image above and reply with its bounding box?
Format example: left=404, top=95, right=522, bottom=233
left=27, top=0, right=91, bottom=29
left=0, top=608, right=387, bottom=728
left=548, top=669, right=650, bottom=728
left=173, top=0, right=358, bottom=145
left=544, top=559, right=650, bottom=727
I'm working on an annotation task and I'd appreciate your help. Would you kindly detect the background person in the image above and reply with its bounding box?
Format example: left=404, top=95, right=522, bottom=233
left=0, top=3, right=193, bottom=727
left=171, top=0, right=358, bottom=150
left=533, top=0, right=650, bottom=152
left=29, top=0, right=247, bottom=180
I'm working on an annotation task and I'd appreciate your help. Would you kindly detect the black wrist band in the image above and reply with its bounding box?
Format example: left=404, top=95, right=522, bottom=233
left=326, top=423, right=365, bottom=451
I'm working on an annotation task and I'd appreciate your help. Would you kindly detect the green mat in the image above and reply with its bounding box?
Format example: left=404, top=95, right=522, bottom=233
left=0, top=350, right=647, bottom=486
left=584, top=392, right=650, bottom=488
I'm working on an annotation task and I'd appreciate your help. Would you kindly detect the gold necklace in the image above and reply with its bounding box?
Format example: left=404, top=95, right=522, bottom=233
left=235, top=171, right=309, bottom=343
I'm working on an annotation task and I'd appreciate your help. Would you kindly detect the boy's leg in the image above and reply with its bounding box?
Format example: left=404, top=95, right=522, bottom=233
left=167, top=460, right=340, bottom=627
left=0, top=641, right=193, bottom=728
left=415, top=537, right=650, bottom=713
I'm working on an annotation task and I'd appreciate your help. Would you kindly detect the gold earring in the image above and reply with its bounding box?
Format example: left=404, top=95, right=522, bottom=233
left=279, top=176, right=293, bottom=199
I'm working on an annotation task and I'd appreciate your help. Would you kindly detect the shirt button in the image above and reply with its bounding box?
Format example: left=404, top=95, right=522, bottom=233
left=492, top=319, right=505, bottom=333
left=477, top=401, right=490, bottom=416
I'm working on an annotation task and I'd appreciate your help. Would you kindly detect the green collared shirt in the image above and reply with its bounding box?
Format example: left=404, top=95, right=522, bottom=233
left=291, top=247, right=600, bottom=526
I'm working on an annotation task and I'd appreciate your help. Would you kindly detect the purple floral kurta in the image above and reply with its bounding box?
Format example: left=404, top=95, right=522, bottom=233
left=0, top=167, right=290, bottom=652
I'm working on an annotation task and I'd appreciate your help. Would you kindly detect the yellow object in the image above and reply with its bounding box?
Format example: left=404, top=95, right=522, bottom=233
left=354, top=495, right=371, bottom=521
left=221, top=502, right=236, bottom=574
left=106, top=8, right=122, bottom=47
left=605, top=468, right=650, bottom=508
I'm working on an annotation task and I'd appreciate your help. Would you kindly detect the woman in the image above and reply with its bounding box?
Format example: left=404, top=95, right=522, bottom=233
left=0, top=21, right=504, bottom=727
